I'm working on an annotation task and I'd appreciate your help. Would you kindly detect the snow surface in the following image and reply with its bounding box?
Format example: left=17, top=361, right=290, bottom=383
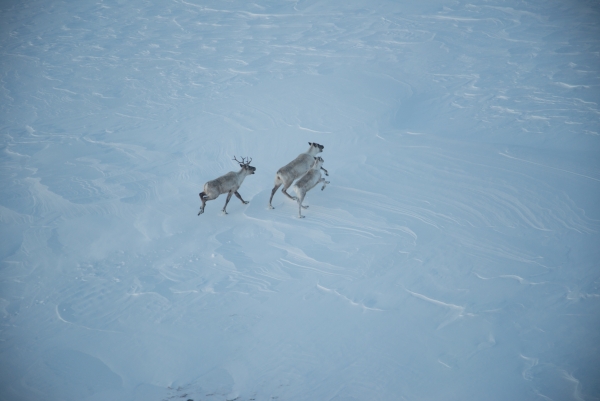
left=1, top=0, right=599, bottom=400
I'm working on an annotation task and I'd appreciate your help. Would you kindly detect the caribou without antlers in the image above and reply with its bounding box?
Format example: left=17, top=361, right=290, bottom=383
left=293, top=156, right=330, bottom=218
left=268, top=142, right=328, bottom=209
left=198, top=156, right=256, bottom=216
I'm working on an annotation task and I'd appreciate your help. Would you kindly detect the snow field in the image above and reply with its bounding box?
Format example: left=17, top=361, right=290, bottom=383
left=1, top=0, right=599, bottom=400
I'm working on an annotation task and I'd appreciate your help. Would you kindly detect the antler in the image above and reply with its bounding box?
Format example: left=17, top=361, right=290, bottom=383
left=233, top=156, right=252, bottom=165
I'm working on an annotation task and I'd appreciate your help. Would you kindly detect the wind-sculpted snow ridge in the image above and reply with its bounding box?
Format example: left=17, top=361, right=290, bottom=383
left=1, top=0, right=599, bottom=400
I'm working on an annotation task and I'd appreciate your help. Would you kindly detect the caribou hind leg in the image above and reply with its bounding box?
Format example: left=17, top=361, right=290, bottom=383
left=199, top=191, right=219, bottom=215
left=297, top=194, right=307, bottom=218
left=269, top=174, right=284, bottom=209
left=198, top=192, right=207, bottom=215
left=281, top=181, right=297, bottom=201
left=268, top=184, right=281, bottom=209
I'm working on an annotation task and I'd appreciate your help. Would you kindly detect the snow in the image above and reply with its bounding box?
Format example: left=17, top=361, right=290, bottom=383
left=1, top=0, right=599, bottom=400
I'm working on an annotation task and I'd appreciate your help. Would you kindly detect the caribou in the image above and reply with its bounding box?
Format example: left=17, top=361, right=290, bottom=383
left=268, top=142, right=328, bottom=209
left=293, top=156, right=330, bottom=218
left=198, top=156, right=256, bottom=215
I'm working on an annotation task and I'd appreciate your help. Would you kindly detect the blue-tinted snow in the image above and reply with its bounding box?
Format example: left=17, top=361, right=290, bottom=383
left=1, top=0, right=599, bottom=400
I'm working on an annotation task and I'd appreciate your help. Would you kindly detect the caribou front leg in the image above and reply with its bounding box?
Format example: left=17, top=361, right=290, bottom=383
left=234, top=191, right=249, bottom=205
left=222, top=191, right=234, bottom=214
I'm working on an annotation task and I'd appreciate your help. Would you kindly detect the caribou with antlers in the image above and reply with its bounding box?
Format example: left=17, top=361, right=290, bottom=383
left=198, top=156, right=256, bottom=215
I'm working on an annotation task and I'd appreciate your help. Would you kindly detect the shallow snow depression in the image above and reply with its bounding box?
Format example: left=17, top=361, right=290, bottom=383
left=1, top=0, right=599, bottom=400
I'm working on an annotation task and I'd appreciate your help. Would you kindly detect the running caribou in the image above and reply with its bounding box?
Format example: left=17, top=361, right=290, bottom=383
left=268, top=142, right=328, bottom=209
left=293, top=156, right=330, bottom=218
left=198, top=156, right=256, bottom=215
